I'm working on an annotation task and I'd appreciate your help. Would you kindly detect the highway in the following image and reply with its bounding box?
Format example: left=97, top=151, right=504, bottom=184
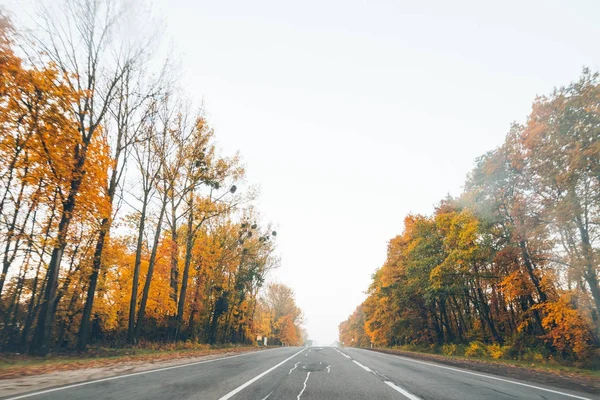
left=3, top=346, right=597, bottom=400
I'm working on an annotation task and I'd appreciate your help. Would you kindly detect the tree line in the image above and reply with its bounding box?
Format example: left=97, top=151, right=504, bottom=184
left=340, top=70, right=600, bottom=365
left=0, top=0, right=304, bottom=355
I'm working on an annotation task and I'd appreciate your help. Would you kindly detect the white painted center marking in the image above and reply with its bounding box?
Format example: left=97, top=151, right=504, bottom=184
left=297, top=371, right=311, bottom=400
left=385, top=381, right=422, bottom=400
left=289, top=361, right=300, bottom=375
left=355, top=349, right=593, bottom=400
left=334, top=348, right=351, bottom=359
left=352, top=360, right=372, bottom=372
left=218, top=348, right=306, bottom=400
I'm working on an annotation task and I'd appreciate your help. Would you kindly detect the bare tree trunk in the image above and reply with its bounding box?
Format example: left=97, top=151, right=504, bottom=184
left=519, top=240, right=548, bottom=303
left=78, top=219, right=109, bottom=350
left=187, top=268, right=204, bottom=336
left=127, top=193, right=150, bottom=343
left=30, top=152, right=87, bottom=355
left=175, top=195, right=195, bottom=339
left=575, top=215, right=600, bottom=314
left=134, top=190, right=168, bottom=342
left=169, top=203, right=179, bottom=304
left=0, top=165, right=30, bottom=297
left=21, top=200, right=57, bottom=350
left=79, top=119, right=123, bottom=350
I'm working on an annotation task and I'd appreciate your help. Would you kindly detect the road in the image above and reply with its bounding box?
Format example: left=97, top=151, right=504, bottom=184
left=2, top=346, right=597, bottom=400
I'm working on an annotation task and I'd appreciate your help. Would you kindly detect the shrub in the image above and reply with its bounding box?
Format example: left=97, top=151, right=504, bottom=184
left=521, top=348, right=545, bottom=362
left=442, top=343, right=457, bottom=356
left=535, top=297, right=595, bottom=362
left=486, top=343, right=504, bottom=359
left=465, top=341, right=488, bottom=358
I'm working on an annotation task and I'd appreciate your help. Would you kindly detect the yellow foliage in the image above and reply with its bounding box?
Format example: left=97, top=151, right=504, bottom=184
left=536, top=296, right=594, bottom=360
left=486, top=343, right=504, bottom=359
left=465, top=341, right=488, bottom=358
left=441, top=343, right=458, bottom=356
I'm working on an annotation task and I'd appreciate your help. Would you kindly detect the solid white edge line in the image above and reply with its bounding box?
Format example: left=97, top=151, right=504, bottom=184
left=335, top=349, right=351, bottom=359
left=352, top=360, right=371, bottom=372
left=384, top=381, right=422, bottom=400
left=218, top=347, right=306, bottom=400
left=5, top=348, right=279, bottom=400
left=346, top=351, right=420, bottom=399
left=357, top=349, right=592, bottom=400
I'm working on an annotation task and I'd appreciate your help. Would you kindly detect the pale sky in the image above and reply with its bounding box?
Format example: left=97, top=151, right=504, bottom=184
left=8, top=0, right=600, bottom=345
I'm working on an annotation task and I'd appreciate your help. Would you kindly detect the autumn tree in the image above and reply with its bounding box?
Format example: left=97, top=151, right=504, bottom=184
left=79, top=51, right=167, bottom=351
left=519, top=70, right=600, bottom=317
left=23, top=0, right=152, bottom=355
left=173, top=117, right=245, bottom=340
left=263, top=283, right=304, bottom=345
left=341, top=70, right=600, bottom=363
left=0, top=1, right=292, bottom=355
left=339, top=305, right=370, bottom=347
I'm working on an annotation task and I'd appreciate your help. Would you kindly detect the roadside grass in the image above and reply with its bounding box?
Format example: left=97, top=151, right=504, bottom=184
left=0, top=343, right=263, bottom=378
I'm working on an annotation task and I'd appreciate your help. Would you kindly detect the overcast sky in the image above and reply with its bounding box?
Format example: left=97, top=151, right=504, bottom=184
left=8, top=0, right=600, bottom=345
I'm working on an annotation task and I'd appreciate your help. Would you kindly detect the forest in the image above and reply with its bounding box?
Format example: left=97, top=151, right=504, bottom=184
left=0, top=1, right=305, bottom=355
left=340, top=70, right=600, bottom=366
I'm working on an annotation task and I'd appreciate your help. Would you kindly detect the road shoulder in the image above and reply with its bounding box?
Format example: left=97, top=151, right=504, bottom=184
left=364, top=347, right=600, bottom=395
left=0, top=347, right=266, bottom=398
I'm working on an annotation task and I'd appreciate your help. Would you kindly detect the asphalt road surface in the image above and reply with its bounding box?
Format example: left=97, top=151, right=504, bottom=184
left=3, top=346, right=597, bottom=400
